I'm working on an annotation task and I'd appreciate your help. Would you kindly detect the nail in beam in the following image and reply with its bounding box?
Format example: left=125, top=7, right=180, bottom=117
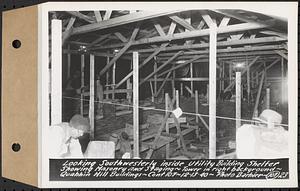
left=133, top=52, right=139, bottom=158
left=209, top=23, right=217, bottom=159
left=51, top=19, right=62, bottom=125
left=89, top=54, right=95, bottom=140
left=236, top=71, right=241, bottom=129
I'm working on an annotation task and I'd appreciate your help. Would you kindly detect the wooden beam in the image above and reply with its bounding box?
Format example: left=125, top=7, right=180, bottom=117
left=80, top=55, right=85, bottom=115
left=66, top=11, right=95, bottom=23
left=114, top=32, right=128, bottom=43
left=67, top=45, right=71, bottom=79
left=219, top=16, right=230, bottom=27
left=266, top=88, right=270, bottom=109
left=133, top=52, right=139, bottom=158
left=139, top=51, right=183, bottom=86
left=103, top=10, right=112, bottom=20
left=165, top=93, right=170, bottom=159
left=236, top=71, right=241, bottom=129
left=62, top=17, right=76, bottom=45
left=158, top=55, right=204, bottom=77
left=139, top=43, right=168, bottom=69
left=87, top=34, right=110, bottom=48
left=224, top=56, right=260, bottom=92
left=274, top=50, right=288, bottom=60
left=51, top=19, right=62, bottom=125
left=168, top=21, right=177, bottom=35
left=99, top=25, right=139, bottom=76
left=169, top=15, right=195, bottom=31
left=94, top=11, right=102, bottom=22
left=253, top=73, right=265, bottom=118
left=209, top=23, right=217, bottom=159
left=155, top=71, right=173, bottom=97
left=201, top=12, right=215, bottom=27
left=89, top=54, right=95, bottom=140
left=72, top=10, right=182, bottom=35
left=153, top=21, right=166, bottom=36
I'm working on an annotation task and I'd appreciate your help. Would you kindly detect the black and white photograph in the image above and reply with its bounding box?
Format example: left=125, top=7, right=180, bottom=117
left=39, top=2, right=298, bottom=188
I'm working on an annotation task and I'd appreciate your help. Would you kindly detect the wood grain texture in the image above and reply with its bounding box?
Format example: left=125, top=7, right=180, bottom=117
left=2, top=5, right=38, bottom=186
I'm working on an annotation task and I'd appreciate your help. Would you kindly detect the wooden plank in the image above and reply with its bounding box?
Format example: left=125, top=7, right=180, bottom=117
left=112, top=62, right=116, bottom=100
left=224, top=56, right=260, bottom=92
left=185, top=86, right=194, bottom=97
left=114, top=32, right=128, bottom=43
left=167, top=117, right=186, bottom=124
left=209, top=23, right=217, bottom=159
left=94, top=11, right=102, bottom=22
left=165, top=93, right=170, bottom=159
left=266, top=88, right=270, bottom=109
left=274, top=50, right=288, bottom=60
left=168, top=21, right=177, bottom=35
left=154, top=59, right=158, bottom=96
left=104, top=89, right=132, bottom=94
left=139, top=43, right=169, bottom=69
left=133, top=52, right=139, bottom=158
left=99, top=25, right=139, bottom=76
left=115, top=71, right=133, bottom=89
left=155, top=71, right=173, bottom=97
left=158, top=55, right=204, bottom=77
left=116, top=110, right=132, bottom=116
left=103, top=10, right=112, bottom=20
left=139, top=51, right=183, bottom=85
left=253, top=73, right=265, bottom=118
left=195, top=90, right=199, bottom=138
left=190, top=62, right=193, bottom=92
left=72, top=10, right=182, bottom=35
left=219, top=16, right=230, bottom=27
left=89, top=54, right=95, bottom=140
left=201, top=12, right=215, bottom=27
left=67, top=11, right=95, bottom=23
left=169, top=15, right=195, bottom=31
left=153, top=21, right=166, bottom=36
left=51, top=19, right=62, bottom=125
left=80, top=54, right=85, bottom=115
left=247, top=61, right=250, bottom=103
left=67, top=45, right=71, bottom=79
left=236, top=72, right=241, bottom=129
left=94, top=35, right=285, bottom=51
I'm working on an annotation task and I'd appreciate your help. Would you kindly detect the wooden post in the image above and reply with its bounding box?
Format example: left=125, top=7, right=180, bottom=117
left=105, top=56, right=109, bottom=99
left=154, top=58, right=158, bottom=98
left=222, top=62, right=225, bottom=91
left=209, top=23, right=217, bottom=159
left=176, top=90, right=179, bottom=108
left=190, top=62, right=193, bottom=93
left=229, top=64, right=232, bottom=83
left=165, top=93, right=170, bottom=159
left=172, top=70, right=175, bottom=97
left=281, top=57, right=284, bottom=104
left=89, top=54, right=95, bottom=140
left=51, top=19, right=62, bottom=125
left=256, top=71, right=259, bottom=86
left=80, top=54, right=85, bottom=115
left=127, top=79, right=132, bottom=103
left=195, top=90, right=199, bottom=138
left=236, top=72, right=241, bottom=129
left=149, top=81, right=154, bottom=102
left=67, top=45, right=71, bottom=79
left=247, top=63, right=250, bottom=103
left=266, top=88, right=270, bottom=109
left=253, top=73, right=265, bottom=118
left=175, top=89, right=181, bottom=147
left=180, top=83, right=183, bottom=96
left=206, top=84, right=209, bottom=104
left=112, top=62, right=116, bottom=100
left=133, top=52, right=139, bottom=158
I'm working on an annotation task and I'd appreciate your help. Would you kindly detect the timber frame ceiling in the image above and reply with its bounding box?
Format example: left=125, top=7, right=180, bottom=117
left=50, top=9, right=287, bottom=75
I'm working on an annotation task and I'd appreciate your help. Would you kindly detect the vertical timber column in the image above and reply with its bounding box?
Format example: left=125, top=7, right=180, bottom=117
left=154, top=57, right=158, bottom=98
left=195, top=90, right=199, bottom=138
left=67, top=45, right=71, bottom=79
left=165, top=93, right=170, bottom=159
left=281, top=57, right=284, bottom=104
left=112, top=62, right=116, bottom=100
left=133, top=52, right=139, bottom=158
left=180, top=83, right=183, bottom=96
left=266, top=88, right=270, bottom=109
left=190, top=62, right=193, bottom=92
left=236, top=72, right=241, bottom=129
left=209, top=23, right=217, bottom=159
left=222, top=62, right=225, bottom=91
left=89, top=54, right=95, bottom=140
left=51, top=19, right=62, bottom=125
left=105, top=56, right=110, bottom=99
left=247, top=63, right=250, bottom=103
left=80, top=54, right=85, bottom=115
left=172, top=68, right=175, bottom=98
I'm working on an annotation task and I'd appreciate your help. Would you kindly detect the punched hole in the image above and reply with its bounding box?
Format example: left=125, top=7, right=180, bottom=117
left=12, top=143, right=21, bottom=152
left=12, top=40, right=21, bottom=49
